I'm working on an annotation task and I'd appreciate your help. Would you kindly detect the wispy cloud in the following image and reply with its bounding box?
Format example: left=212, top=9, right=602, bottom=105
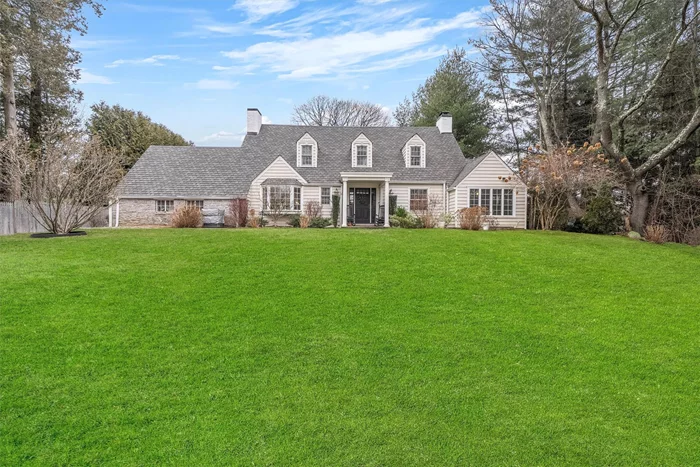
left=78, top=70, right=116, bottom=85
left=106, top=54, right=181, bottom=68
left=192, top=79, right=240, bottom=90
left=120, top=3, right=207, bottom=15
left=357, top=0, right=396, bottom=4
left=219, top=9, right=483, bottom=80
left=231, top=0, right=299, bottom=22
left=72, top=38, right=130, bottom=50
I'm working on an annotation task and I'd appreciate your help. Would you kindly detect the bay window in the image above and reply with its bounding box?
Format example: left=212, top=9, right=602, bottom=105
left=262, top=185, right=303, bottom=211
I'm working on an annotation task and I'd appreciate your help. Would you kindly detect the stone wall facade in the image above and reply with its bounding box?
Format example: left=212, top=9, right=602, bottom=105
left=118, top=199, right=232, bottom=227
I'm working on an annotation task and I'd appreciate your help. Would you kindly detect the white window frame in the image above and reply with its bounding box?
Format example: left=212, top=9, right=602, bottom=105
left=352, top=133, right=373, bottom=168
left=185, top=200, right=204, bottom=210
left=409, top=189, right=428, bottom=212
left=409, top=146, right=422, bottom=167
left=403, top=135, right=426, bottom=168
left=467, top=188, right=515, bottom=216
left=356, top=145, right=368, bottom=167
left=156, top=200, right=174, bottom=213
left=296, top=133, right=318, bottom=167
left=300, top=145, right=313, bottom=166
left=261, top=186, right=303, bottom=212
left=321, top=187, right=331, bottom=205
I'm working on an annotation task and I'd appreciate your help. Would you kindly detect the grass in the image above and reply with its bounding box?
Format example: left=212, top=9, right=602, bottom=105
left=1, top=228, right=699, bottom=466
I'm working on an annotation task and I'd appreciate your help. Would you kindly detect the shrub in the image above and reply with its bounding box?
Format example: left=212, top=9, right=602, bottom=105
left=247, top=209, right=260, bottom=228
left=304, top=201, right=322, bottom=219
left=458, top=207, right=487, bottom=230
left=684, top=228, right=700, bottom=246
left=171, top=206, right=202, bottom=228
left=225, top=198, right=248, bottom=227
left=441, top=212, right=455, bottom=228
left=390, top=213, right=422, bottom=228
left=389, top=193, right=397, bottom=215
left=288, top=214, right=301, bottom=228
left=299, top=215, right=310, bottom=229
left=581, top=193, right=622, bottom=234
left=309, top=217, right=331, bottom=228
left=644, top=224, right=668, bottom=244
left=394, top=206, right=409, bottom=218
left=331, top=192, right=340, bottom=227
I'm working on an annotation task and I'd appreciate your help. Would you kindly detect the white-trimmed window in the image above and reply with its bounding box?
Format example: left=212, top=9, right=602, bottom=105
left=297, top=133, right=317, bottom=167
left=410, top=189, right=428, bottom=211
left=503, top=189, right=514, bottom=216
left=410, top=146, right=422, bottom=167
left=468, top=188, right=515, bottom=216
left=321, top=187, right=331, bottom=205
left=301, top=145, right=313, bottom=166
left=403, top=135, right=426, bottom=168
left=356, top=145, right=368, bottom=166
left=262, top=186, right=302, bottom=211
left=352, top=133, right=373, bottom=168
left=185, top=200, right=204, bottom=210
left=156, top=200, right=174, bottom=212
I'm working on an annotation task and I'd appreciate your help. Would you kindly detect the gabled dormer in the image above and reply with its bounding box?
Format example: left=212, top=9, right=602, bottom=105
left=296, top=133, right=318, bottom=168
left=402, top=134, right=426, bottom=168
left=352, top=133, right=372, bottom=168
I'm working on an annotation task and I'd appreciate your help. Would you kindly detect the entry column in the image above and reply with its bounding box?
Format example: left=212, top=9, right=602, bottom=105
left=384, top=179, right=390, bottom=227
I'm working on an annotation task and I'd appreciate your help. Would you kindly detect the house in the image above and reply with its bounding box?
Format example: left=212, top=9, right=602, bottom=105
left=114, top=109, right=527, bottom=228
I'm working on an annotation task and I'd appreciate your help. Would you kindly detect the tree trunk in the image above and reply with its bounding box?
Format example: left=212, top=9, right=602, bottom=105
left=28, top=70, right=43, bottom=145
left=627, top=179, right=649, bottom=233
left=1, top=41, right=17, bottom=138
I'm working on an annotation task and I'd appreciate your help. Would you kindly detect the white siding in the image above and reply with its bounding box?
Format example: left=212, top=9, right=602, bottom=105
left=351, top=133, right=373, bottom=168
left=296, top=133, right=318, bottom=167
left=455, top=153, right=527, bottom=229
left=401, top=134, right=426, bottom=168
left=391, top=183, right=445, bottom=214
left=248, top=157, right=306, bottom=213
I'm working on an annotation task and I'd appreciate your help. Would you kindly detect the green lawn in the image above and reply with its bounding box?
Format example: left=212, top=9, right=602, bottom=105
left=1, top=229, right=699, bottom=465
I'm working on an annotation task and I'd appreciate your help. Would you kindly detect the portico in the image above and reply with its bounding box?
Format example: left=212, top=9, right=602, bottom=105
left=340, top=172, right=393, bottom=227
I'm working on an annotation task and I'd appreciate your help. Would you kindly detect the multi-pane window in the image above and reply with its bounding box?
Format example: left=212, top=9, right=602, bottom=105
left=410, top=146, right=422, bottom=167
left=467, top=188, right=514, bottom=216
left=156, top=200, right=174, bottom=212
left=264, top=186, right=291, bottom=210
left=492, top=189, right=503, bottom=216
left=294, top=187, right=301, bottom=211
left=185, top=200, right=204, bottom=210
left=480, top=189, right=491, bottom=213
left=301, top=144, right=313, bottom=166
left=503, top=189, right=514, bottom=216
left=321, top=187, right=331, bottom=205
left=469, top=189, right=479, bottom=208
left=410, top=189, right=428, bottom=211
left=356, top=145, right=368, bottom=166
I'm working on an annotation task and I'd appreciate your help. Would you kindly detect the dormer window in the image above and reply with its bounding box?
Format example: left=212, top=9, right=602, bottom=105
left=410, top=146, right=421, bottom=167
left=356, top=145, right=368, bottom=166
left=403, top=135, right=426, bottom=168
left=297, top=133, right=317, bottom=167
left=352, top=134, right=373, bottom=168
left=301, top=145, right=313, bottom=166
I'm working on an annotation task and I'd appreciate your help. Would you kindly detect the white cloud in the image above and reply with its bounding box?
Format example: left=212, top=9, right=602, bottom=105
left=231, top=0, right=298, bottom=22
left=357, top=0, right=395, bottom=4
left=201, top=131, right=243, bottom=142
left=72, top=38, right=129, bottom=50
left=193, top=79, right=240, bottom=90
left=78, top=70, right=116, bottom=85
left=106, top=55, right=180, bottom=68
left=220, top=10, right=482, bottom=80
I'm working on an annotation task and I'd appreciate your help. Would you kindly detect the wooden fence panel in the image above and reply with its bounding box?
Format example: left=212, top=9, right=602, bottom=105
left=0, top=202, right=109, bottom=235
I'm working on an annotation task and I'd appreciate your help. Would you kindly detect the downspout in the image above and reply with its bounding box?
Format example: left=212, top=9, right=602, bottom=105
left=115, top=200, right=120, bottom=228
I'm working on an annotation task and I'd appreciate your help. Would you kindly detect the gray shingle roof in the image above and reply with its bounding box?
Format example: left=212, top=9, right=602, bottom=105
left=261, top=178, right=302, bottom=186
left=119, top=124, right=479, bottom=199
left=118, top=146, right=251, bottom=198
left=241, top=124, right=469, bottom=185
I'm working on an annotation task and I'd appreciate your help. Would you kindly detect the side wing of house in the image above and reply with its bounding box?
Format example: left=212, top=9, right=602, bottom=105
left=453, top=152, right=528, bottom=229
left=390, top=183, right=446, bottom=214
left=248, top=157, right=307, bottom=213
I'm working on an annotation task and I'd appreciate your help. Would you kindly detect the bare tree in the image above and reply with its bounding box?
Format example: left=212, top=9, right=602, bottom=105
left=573, top=0, right=700, bottom=232
left=292, top=95, right=391, bottom=127
left=4, top=130, right=123, bottom=234
left=474, top=0, right=585, bottom=151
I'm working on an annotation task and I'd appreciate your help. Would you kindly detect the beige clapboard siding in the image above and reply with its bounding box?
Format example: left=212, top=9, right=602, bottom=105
left=248, top=157, right=306, bottom=213
left=455, top=153, right=527, bottom=229
left=390, top=183, right=445, bottom=214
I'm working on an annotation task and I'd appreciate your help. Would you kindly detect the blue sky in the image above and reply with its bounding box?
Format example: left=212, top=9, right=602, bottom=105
left=75, top=0, right=489, bottom=146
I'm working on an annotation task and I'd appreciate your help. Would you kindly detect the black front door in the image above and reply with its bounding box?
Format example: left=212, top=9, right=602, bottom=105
left=355, top=188, right=371, bottom=224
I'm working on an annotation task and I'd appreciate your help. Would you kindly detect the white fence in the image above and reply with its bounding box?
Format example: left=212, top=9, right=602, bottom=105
left=0, top=201, right=109, bottom=236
